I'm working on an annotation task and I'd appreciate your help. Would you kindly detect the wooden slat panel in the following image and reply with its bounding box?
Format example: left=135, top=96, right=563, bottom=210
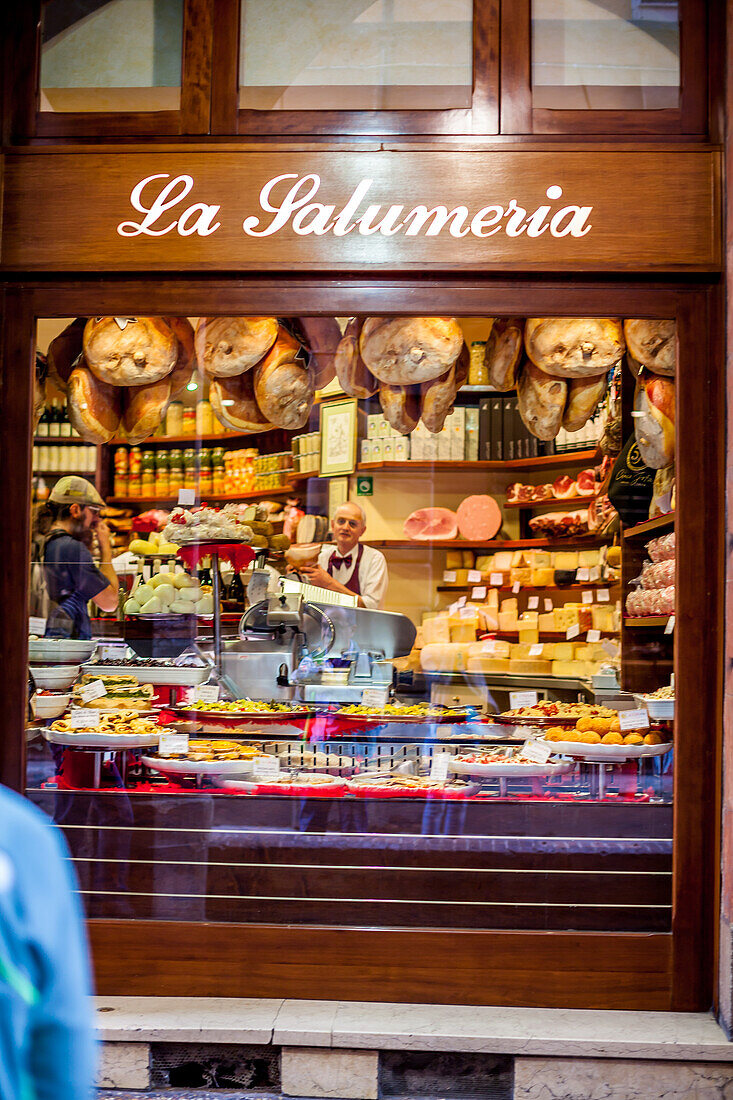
left=210, top=0, right=239, bottom=135
left=499, top=0, right=531, bottom=134
left=180, top=0, right=213, bottom=135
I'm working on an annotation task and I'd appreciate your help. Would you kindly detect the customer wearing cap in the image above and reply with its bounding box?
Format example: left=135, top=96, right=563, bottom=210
left=34, top=476, right=118, bottom=639
left=298, top=502, right=388, bottom=610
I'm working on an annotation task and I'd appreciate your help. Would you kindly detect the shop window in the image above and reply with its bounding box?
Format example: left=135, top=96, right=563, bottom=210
left=531, top=0, right=680, bottom=111
left=40, top=0, right=184, bottom=114
left=238, top=0, right=474, bottom=111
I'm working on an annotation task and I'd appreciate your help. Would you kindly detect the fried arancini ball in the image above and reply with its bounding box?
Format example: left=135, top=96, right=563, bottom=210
left=601, top=732, right=624, bottom=745
left=645, top=732, right=663, bottom=745
left=590, top=717, right=612, bottom=734
left=609, top=717, right=621, bottom=733
left=623, top=732, right=645, bottom=745
left=575, top=717, right=593, bottom=732
left=583, top=731, right=602, bottom=744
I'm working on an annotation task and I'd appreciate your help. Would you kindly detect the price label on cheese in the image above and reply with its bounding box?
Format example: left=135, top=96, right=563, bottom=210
left=665, top=615, right=675, bottom=635
left=586, top=629, right=601, bottom=643
left=597, top=589, right=610, bottom=603
left=362, top=687, right=389, bottom=708
left=97, top=642, right=128, bottom=662
left=253, top=755, right=281, bottom=780
left=459, top=603, right=474, bottom=617
left=529, top=644, right=544, bottom=658
left=471, top=586, right=487, bottom=600
left=512, top=581, right=521, bottom=594
left=159, top=732, right=189, bottom=755
left=589, top=566, right=601, bottom=581
left=28, top=616, right=47, bottom=637
left=582, top=590, right=593, bottom=605
left=430, top=752, right=451, bottom=781
left=544, top=599, right=553, bottom=612
left=449, top=601, right=461, bottom=614
left=618, top=708, right=650, bottom=731
left=510, top=690, right=538, bottom=710
left=576, top=567, right=590, bottom=582
left=467, top=570, right=482, bottom=584
left=601, top=639, right=620, bottom=658
left=443, top=570, right=457, bottom=584
left=528, top=596, right=539, bottom=610
left=522, top=739, right=552, bottom=764
left=79, top=679, right=107, bottom=704
left=178, top=488, right=196, bottom=506
left=70, top=707, right=100, bottom=729
left=490, top=573, right=503, bottom=586
left=566, top=624, right=580, bottom=640
left=457, top=597, right=468, bottom=610
left=195, top=684, right=220, bottom=704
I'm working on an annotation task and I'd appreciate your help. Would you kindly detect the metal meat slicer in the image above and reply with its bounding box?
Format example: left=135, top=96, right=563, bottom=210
left=221, top=584, right=416, bottom=704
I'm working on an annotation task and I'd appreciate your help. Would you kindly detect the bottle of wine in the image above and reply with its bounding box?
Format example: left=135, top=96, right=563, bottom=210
left=60, top=400, right=73, bottom=437
left=227, top=570, right=245, bottom=610
left=36, top=404, right=50, bottom=438
left=197, top=556, right=212, bottom=586
left=48, top=399, right=61, bottom=438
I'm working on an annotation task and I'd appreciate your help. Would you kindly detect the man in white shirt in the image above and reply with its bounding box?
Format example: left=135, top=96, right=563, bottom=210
left=298, top=502, right=388, bottom=610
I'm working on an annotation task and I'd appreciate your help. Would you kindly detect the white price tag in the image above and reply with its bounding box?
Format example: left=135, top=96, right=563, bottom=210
left=587, top=629, right=601, bottom=643
left=510, top=690, right=538, bottom=709
left=522, top=739, right=552, bottom=764
left=28, top=616, right=47, bottom=636
left=566, top=624, right=580, bottom=640
left=449, top=601, right=461, bottom=614
left=490, top=573, right=503, bottom=586
left=589, top=566, right=602, bottom=581
left=544, top=599, right=553, bottom=612
left=142, top=565, right=152, bottom=582
left=529, top=644, right=544, bottom=657
left=253, top=755, right=281, bottom=781
left=582, top=590, right=593, bottom=605
left=576, top=568, right=590, bottom=582
left=97, top=642, right=128, bottom=661
left=528, top=596, right=539, bottom=610
left=597, top=589, right=610, bottom=603
left=467, top=570, right=482, bottom=584
left=70, top=707, right=100, bottom=729
left=79, top=679, right=107, bottom=703
left=457, top=597, right=468, bottom=609
left=618, top=708, right=650, bottom=731
left=512, top=581, right=521, bottom=594
left=362, top=687, right=389, bottom=708
left=178, top=488, right=196, bottom=506
left=443, top=570, right=457, bottom=584
left=471, top=586, right=487, bottom=600
left=430, top=752, right=451, bottom=781
left=195, top=684, right=220, bottom=704
left=158, top=732, right=189, bottom=756
left=601, top=639, right=620, bottom=657
left=665, top=615, right=675, bottom=634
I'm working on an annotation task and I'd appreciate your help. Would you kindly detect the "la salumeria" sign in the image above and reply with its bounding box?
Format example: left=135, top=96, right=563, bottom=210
left=0, top=149, right=720, bottom=271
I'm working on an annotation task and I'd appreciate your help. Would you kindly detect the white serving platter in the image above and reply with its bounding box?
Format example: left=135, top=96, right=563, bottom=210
left=43, top=728, right=160, bottom=749
left=29, top=639, right=95, bottom=664
left=141, top=754, right=260, bottom=778
left=81, top=662, right=209, bottom=687
left=535, top=739, right=673, bottom=761
left=449, top=757, right=574, bottom=777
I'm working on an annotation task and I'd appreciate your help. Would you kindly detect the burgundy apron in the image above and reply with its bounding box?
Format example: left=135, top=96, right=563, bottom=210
left=326, top=541, right=363, bottom=596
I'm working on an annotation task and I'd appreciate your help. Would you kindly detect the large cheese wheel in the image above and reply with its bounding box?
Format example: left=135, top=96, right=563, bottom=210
left=456, top=495, right=502, bottom=541
left=525, top=318, right=624, bottom=378
left=379, top=383, right=420, bottom=435
left=633, top=372, right=675, bottom=469
left=209, top=370, right=274, bottom=433
left=517, top=360, right=567, bottom=440
left=360, top=317, right=464, bottom=385
left=195, top=316, right=279, bottom=378
left=334, top=318, right=379, bottom=398
left=122, top=376, right=172, bottom=445
left=47, top=317, right=86, bottom=393
left=562, top=373, right=607, bottom=431
left=84, top=317, right=178, bottom=386
left=623, top=319, right=676, bottom=377
left=484, top=317, right=524, bottom=391
left=253, top=328, right=314, bottom=430
left=67, top=357, right=122, bottom=443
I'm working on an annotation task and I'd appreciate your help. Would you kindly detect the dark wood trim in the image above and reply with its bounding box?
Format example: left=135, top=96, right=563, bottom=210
left=180, top=0, right=213, bottom=135
left=1, top=2, right=40, bottom=143
left=210, top=0, right=240, bottom=135
left=34, top=112, right=181, bottom=139
left=88, top=921, right=673, bottom=1009
left=499, top=0, right=531, bottom=135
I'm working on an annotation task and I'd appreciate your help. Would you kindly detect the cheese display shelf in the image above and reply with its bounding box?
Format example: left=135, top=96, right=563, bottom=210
left=357, top=450, right=599, bottom=473
left=504, top=496, right=599, bottom=512
left=108, top=488, right=295, bottom=506
left=366, top=536, right=611, bottom=551
left=624, top=616, right=673, bottom=629
left=437, top=582, right=619, bottom=593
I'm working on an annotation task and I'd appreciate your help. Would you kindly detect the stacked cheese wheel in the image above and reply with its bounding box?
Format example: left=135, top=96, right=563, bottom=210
left=124, top=570, right=214, bottom=616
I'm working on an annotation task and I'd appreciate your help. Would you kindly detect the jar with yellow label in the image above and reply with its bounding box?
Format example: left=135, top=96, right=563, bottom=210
left=113, top=447, right=129, bottom=497
left=128, top=447, right=142, bottom=497
left=182, top=407, right=196, bottom=436
left=196, top=399, right=214, bottom=436
left=183, top=448, right=197, bottom=491
left=155, top=450, right=169, bottom=498
left=199, top=449, right=213, bottom=495
left=168, top=449, right=183, bottom=494
left=165, top=401, right=184, bottom=437
left=468, top=340, right=488, bottom=386
left=141, top=450, right=156, bottom=495
left=213, top=454, right=226, bottom=495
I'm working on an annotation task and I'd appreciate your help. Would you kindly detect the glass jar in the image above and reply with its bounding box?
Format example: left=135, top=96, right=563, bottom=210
left=155, top=450, right=170, bottom=498
left=199, top=449, right=213, bottom=495
left=183, top=448, right=197, bottom=490
left=468, top=340, right=488, bottom=385
left=182, top=407, right=196, bottom=436
left=165, top=400, right=184, bottom=437
left=168, top=449, right=183, bottom=493
left=141, top=450, right=156, bottom=495
left=196, top=399, right=214, bottom=436
left=128, top=447, right=142, bottom=497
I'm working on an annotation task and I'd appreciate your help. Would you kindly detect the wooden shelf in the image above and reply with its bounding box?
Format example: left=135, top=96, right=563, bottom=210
left=288, top=472, right=322, bottom=483
left=436, top=582, right=621, bottom=593
left=356, top=450, right=599, bottom=473
left=34, top=436, right=96, bottom=445
left=489, top=630, right=617, bottom=641
left=107, top=488, right=294, bottom=506
left=365, top=536, right=610, bottom=551
left=623, top=513, right=675, bottom=539
left=109, top=431, right=277, bottom=446
left=624, top=616, right=672, bottom=629
left=504, top=495, right=598, bottom=511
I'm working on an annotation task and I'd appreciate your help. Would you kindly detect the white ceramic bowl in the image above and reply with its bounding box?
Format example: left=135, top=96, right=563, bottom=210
left=30, top=665, right=80, bottom=690
left=28, top=639, right=95, bottom=664
left=31, top=692, right=71, bottom=719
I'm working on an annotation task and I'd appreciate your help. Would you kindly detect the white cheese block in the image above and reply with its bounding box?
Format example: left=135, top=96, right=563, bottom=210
left=509, top=658, right=552, bottom=676
left=466, top=656, right=511, bottom=673
left=420, top=643, right=469, bottom=672
left=422, top=615, right=451, bottom=645
left=468, top=640, right=512, bottom=660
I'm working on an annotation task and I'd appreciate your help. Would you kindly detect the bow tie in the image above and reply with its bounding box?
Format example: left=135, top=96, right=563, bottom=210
left=330, top=553, right=352, bottom=569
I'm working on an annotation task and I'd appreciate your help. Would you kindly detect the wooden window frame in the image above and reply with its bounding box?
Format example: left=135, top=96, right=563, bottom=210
left=0, top=275, right=722, bottom=1012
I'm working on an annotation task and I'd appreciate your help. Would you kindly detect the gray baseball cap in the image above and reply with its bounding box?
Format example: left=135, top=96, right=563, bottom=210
left=49, top=476, right=105, bottom=508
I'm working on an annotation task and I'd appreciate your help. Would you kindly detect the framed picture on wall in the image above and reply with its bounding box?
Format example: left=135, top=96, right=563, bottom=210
left=319, top=397, right=357, bottom=477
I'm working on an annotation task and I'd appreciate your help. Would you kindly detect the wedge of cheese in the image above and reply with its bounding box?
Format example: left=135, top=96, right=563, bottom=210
left=420, top=643, right=470, bottom=672
left=518, top=627, right=540, bottom=645
left=554, top=551, right=579, bottom=570
left=485, top=588, right=500, bottom=610
left=531, top=567, right=555, bottom=587
left=468, top=640, right=511, bottom=660
left=532, top=551, right=552, bottom=568
left=510, top=567, right=532, bottom=586
left=445, top=551, right=463, bottom=570
left=579, top=549, right=601, bottom=568
left=467, top=656, right=511, bottom=673
left=449, top=608, right=479, bottom=643
left=592, top=605, right=617, bottom=633
left=551, top=642, right=578, bottom=661
left=509, top=657, right=552, bottom=675
left=519, top=611, right=539, bottom=625
left=493, top=551, right=513, bottom=572
left=461, top=551, right=475, bottom=568
left=422, top=615, right=450, bottom=645
left=555, top=606, right=580, bottom=631
left=538, top=611, right=557, bottom=632
left=498, top=611, right=518, bottom=632
left=478, top=607, right=499, bottom=632
left=500, top=598, right=518, bottom=614
left=475, top=555, right=493, bottom=572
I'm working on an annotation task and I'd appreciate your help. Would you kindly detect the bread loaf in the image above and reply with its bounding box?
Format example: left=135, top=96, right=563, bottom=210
left=379, top=383, right=420, bottom=435
left=123, top=376, right=172, bottom=444
left=195, top=316, right=279, bottom=377
left=334, top=318, right=379, bottom=398
left=633, top=372, right=675, bottom=469
left=484, top=317, right=524, bottom=390
left=209, top=370, right=274, bottom=433
left=253, top=328, right=314, bottom=430
left=67, top=356, right=122, bottom=443
left=562, top=373, right=608, bottom=431
left=47, top=317, right=86, bottom=393
left=294, top=316, right=341, bottom=389
left=165, top=316, right=196, bottom=397
left=623, top=319, right=676, bottom=376
left=360, top=317, right=464, bottom=385
left=517, top=360, right=567, bottom=440
left=84, top=317, right=178, bottom=386
left=525, top=318, right=624, bottom=378
left=420, top=362, right=458, bottom=433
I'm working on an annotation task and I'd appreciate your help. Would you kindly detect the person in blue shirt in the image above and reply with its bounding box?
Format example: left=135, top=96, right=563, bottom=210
left=0, top=785, right=95, bottom=1100
left=36, top=477, right=119, bottom=640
